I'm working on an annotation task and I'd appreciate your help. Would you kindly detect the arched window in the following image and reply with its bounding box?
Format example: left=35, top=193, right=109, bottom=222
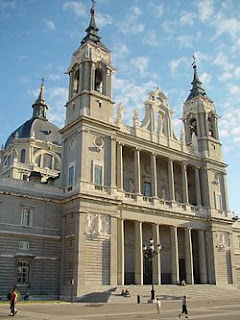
left=95, top=68, right=103, bottom=93
left=208, top=116, right=215, bottom=138
left=20, top=149, right=26, bottom=163
left=189, top=118, right=197, bottom=137
left=73, top=70, right=79, bottom=96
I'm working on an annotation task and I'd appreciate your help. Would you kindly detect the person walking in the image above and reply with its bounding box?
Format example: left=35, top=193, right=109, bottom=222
left=156, top=298, right=162, bottom=314
left=179, top=295, right=188, bottom=318
left=10, top=288, right=18, bottom=316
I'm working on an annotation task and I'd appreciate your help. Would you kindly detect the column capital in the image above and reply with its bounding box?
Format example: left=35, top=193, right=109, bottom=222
left=135, top=147, right=141, bottom=152
left=195, top=165, right=201, bottom=170
left=110, top=135, right=117, bottom=141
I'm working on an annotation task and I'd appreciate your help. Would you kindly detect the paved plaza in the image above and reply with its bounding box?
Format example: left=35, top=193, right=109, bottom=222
left=0, top=298, right=240, bottom=320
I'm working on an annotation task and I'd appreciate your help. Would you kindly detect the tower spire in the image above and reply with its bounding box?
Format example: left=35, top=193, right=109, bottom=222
left=186, top=56, right=211, bottom=102
left=81, top=0, right=102, bottom=46
left=32, top=77, right=48, bottom=119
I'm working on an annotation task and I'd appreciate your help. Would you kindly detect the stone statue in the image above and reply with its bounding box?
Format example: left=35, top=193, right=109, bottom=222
left=133, top=109, right=139, bottom=127
left=161, top=186, right=166, bottom=200
left=175, top=190, right=181, bottom=202
left=192, top=132, right=198, bottom=150
left=128, top=178, right=135, bottom=193
left=116, top=102, right=124, bottom=124
left=180, top=128, right=185, bottom=144
left=157, top=113, right=164, bottom=134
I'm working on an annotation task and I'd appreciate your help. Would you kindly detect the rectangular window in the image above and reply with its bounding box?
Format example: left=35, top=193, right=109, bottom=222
left=21, top=207, right=32, bottom=227
left=143, top=182, right=152, bottom=197
left=215, top=193, right=222, bottom=211
left=95, top=165, right=102, bottom=185
left=19, top=241, right=29, bottom=251
left=17, top=261, right=29, bottom=285
left=68, top=165, right=75, bottom=187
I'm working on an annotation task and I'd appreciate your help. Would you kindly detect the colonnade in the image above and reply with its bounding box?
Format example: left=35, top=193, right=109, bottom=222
left=117, top=220, right=209, bottom=286
left=116, top=142, right=202, bottom=206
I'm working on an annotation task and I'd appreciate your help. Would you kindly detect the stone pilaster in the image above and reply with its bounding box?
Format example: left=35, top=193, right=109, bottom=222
left=110, top=216, right=117, bottom=286
left=170, top=226, right=179, bottom=284
left=152, top=224, right=161, bottom=285
left=134, top=221, right=143, bottom=285
left=198, top=230, right=207, bottom=284
left=181, top=162, right=189, bottom=203
left=185, top=228, right=194, bottom=284
left=151, top=153, right=158, bottom=198
left=110, top=136, right=116, bottom=190
left=116, top=142, right=123, bottom=190
left=117, top=219, right=125, bottom=285
left=195, top=166, right=201, bottom=206
left=168, top=159, right=175, bottom=201
left=134, top=148, right=141, bottom=194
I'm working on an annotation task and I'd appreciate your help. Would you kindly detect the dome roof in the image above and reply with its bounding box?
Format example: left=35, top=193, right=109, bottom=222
left=5, top=117, right=61, bottom=148
left=5, top=79, right=62, bottom=148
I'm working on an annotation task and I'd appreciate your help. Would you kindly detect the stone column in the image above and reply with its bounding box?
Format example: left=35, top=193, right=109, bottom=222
left=110, top=136, right=116, bottom=190
left=75, top=212, right=87, bottom=296
left=152, top=224, right=161, bottom=285
left=195, top=166, right=202, bottom=206
left=181, top=162, right=189, bottom=203
left=91, top=63, right=95, bottom=91
left=170, top=226, right=179, bottom=284
left=134, top=221, right=143, bottom=285
left=116, top=142, right=123, bottom=190
left=80, top=128, right=88, bottom=182
left=151, top=153, right=158, bottom=198
left=196, top=114, right=201, bottom=137
left=110, top=216, right=118, bottom=285
left=221, top=172, right=230, bottom=214
left=185, top=228, right=194, bottom=284
left=117, top=219, right=125, bottom=285
left=134, top=148, right=141, bottom=194
left=198, top=230, right=207, bottom=284
left=168, top=159, right=175, bottom=201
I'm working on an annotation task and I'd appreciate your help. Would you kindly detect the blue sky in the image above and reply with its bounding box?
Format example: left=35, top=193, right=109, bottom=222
left=0, top=0, right=240, bottom=215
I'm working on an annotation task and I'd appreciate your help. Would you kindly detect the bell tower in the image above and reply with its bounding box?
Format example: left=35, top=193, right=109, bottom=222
left=65, top=1, right=114, bottom=125
left=182, top=58, right=221, bottom=160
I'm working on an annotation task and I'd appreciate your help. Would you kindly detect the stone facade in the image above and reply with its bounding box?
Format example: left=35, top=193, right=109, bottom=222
left=0, top=6, right=240, bottom=300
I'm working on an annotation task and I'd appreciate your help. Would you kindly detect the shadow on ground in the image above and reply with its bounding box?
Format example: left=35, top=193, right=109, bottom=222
left=77, top=287, right=117, bottom=303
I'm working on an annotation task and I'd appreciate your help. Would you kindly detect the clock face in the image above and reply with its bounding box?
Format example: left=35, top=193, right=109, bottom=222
left=70, top=138, right=76, bottom=150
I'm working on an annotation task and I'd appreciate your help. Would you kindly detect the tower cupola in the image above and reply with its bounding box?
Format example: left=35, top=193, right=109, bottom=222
left=32, top=78, right=48, bottom=119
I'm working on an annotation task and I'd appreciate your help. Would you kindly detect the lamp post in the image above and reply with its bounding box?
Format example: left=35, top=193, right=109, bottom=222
left=143, top=238, right=161, bottom=302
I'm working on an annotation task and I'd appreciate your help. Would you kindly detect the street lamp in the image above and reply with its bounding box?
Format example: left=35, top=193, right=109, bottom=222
left=143, top=238, right=161, bottom=302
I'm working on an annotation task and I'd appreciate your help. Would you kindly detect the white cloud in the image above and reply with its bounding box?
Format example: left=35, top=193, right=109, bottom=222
left=112, top=77, right=158, bottom=124
left=213, top=52, right=234, bottom=71
left=200, top=72, right=212, bottom=85
left=169, top=57, right=189, bottom=74
left=179, top=11, right=196, bottom=25
left=47, top=87, right=68, bottom=128
left=177, top=35, right=195, bottom=48
left=229, top=84, right=240, bottom=96
left=131, top=57, right=150, bottom=75
left=119, top=6, right=145, bottom=34
left=193, top=51, right=209, bottom=64
left=142, top=30, right=160, bottom=47
left=63, top=1, right=86, bottom=17
left=215, top=15, right=240, bottom=39
left=197, top=0, right=214, bottom=22
left=149, top=2, right=164, bottom=17
left=0, top=1, right=16, bottom=9
left=44, top=19, right=56, bottom=31
left=96, top=13, right=112, bottom=27
left=218, top=72, right=232, bottom=81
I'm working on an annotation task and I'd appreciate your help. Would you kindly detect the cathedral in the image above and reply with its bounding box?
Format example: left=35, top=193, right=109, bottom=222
left=0, top=4, right=240, bottom=300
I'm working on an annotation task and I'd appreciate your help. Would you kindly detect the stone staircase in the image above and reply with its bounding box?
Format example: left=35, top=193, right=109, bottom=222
left=108, top=285, right=240, bottom=304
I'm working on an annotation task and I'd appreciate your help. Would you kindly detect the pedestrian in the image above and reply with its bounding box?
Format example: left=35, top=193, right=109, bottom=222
left=156, top=298, right=161, bottom=314
left=10, top=288, right=18, bottom=316
left=179, top=295, right=188, bottom=318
